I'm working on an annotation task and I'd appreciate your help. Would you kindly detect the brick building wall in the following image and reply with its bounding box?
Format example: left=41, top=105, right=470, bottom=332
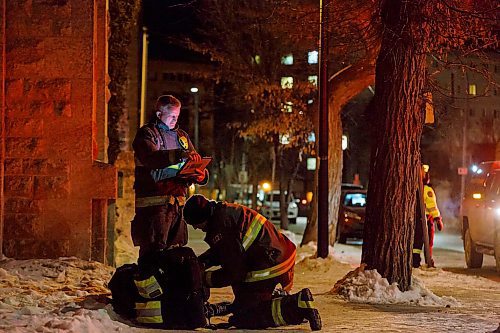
left=0, top=0, right=116, bottom=261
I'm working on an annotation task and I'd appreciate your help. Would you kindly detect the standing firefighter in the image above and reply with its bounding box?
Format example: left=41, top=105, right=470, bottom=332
left=183, top=194, right=322, bottom=330
left=413, top=164, right=444, bottom=268
left=132, top=95, right=208, bottom=258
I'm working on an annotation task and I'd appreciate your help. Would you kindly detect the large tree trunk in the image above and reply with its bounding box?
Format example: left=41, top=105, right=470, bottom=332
left=361, top=0, right=430, bottom=291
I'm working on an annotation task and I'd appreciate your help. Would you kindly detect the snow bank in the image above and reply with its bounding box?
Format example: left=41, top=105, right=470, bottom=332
left=0, top=257, right=124, bottom=333
left=331, top=265, right=461, bottom=307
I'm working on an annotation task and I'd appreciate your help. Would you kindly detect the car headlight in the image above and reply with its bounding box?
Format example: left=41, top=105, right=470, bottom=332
left=344, top=211, right=361, bottom=220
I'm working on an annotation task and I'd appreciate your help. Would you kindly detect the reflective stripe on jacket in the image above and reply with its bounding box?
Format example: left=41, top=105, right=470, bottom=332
left=202, top=202, right=296, bottom=288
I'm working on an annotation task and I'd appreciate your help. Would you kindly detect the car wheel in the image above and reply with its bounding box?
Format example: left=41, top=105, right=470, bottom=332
left=494, top=220, right=500, bottom=273
left=336, top=224, right=347, bottom=244
left=289, top=218, right=297, bottom=224
left=464, top=226, right=483, bottom=269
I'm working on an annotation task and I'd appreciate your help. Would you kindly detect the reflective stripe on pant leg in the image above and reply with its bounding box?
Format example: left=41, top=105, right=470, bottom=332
left=413, top=249, right=422, bottom=254
left=298, top=297, right=315, bottom=309
left=135, top=301, right=163, bottom=324
left=271, top=298, right=287, bottom=326
left=134, top=275, right=163, bottom=299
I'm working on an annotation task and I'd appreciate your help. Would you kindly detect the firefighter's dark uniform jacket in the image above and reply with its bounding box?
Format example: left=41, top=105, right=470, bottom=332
left=200, top=202, right=296, bottom=289
left=133, top=118, right=203, bottom=200
left=132, top=118, right=207, bottom=254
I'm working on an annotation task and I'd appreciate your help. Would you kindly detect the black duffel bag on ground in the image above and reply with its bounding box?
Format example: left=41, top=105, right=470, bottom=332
left=108, top=246, right=209, bottom=329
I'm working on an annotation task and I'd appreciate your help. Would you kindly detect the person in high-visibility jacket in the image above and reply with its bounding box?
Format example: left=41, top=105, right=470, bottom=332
left=413, top=165, right=444, bottom=268
left=183, top=194, right=321, bottom=331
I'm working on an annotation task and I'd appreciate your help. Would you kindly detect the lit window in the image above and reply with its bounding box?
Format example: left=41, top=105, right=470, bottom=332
left=342, top=135, right=348, bottom=150
left=253, top=55, right=261, bottom=65
left=283, top=101, right=293, bottom=113
left=307, top=158, right=316, bottom=170
left=307, top=132, right=315, bottom=142
left=281, top=54, right=293, bottom=65
left=308, top=75, right=318, bottom=86
left=307, top=99, right=314, bottom=105
left=308, top=51, right=318, bottom=64
left=281, top=76, right=293, bottom=89
left=468, top=84, right=476, bottom=96
left=280, top=134, right=290, bottom=145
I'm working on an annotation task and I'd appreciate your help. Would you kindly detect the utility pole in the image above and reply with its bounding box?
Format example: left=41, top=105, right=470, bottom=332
left=190, top=87, right=200, bottom=149
left=460, top=72, right=471, bottom=216
left=318, top=0, right=330, bottom=258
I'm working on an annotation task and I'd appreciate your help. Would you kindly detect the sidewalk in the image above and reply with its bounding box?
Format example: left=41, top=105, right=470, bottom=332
left=0, top=224, right=498, bottom=332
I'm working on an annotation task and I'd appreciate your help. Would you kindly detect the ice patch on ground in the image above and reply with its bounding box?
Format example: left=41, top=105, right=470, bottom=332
left=331, top=265, right=461, bottom=307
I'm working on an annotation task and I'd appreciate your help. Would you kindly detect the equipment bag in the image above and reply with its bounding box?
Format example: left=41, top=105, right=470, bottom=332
left=108, top=263, right=140, bottom=319
left=108, top=246, right=208, bottom=329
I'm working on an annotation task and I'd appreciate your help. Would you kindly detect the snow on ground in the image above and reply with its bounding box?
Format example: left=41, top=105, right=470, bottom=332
left=330, top=265, right=460, bottom=307
left=0, top=239, right=499, bottom=333
left=0, top=257, right=135, bottom=333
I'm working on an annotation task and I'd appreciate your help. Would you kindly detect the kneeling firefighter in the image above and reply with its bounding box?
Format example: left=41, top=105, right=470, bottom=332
left=183, top=194, right=322, bottom=331
left=108, top=247, right=209, bottom=329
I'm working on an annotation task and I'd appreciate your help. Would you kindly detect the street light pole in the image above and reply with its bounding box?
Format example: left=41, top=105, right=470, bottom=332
left=191, top=87, right=199, bottom=149
left=318, top=0, right=330, bottom=258
left=140, top=27, right=149, bottom=127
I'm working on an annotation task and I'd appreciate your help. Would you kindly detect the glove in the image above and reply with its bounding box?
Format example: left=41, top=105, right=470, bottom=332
left=434, top=216, right=443, bottom=231
left=187, top=150, right=202, bottom=162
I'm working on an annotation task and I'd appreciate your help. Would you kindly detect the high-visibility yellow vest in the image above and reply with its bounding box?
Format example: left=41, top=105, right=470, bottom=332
left=423, top=185, right=440, bottom=218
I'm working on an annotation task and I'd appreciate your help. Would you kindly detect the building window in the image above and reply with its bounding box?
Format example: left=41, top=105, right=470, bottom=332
left=283, top=101, right=293, bottom=113
left=281, top=76, right=293, bottom=89
left=308, top=50, right=318, bottom=64
left=281, top=54, right=293, bottom=65
left=468, top=84, right=477, bottom=96
left=308, top=75, right=318, bottom=86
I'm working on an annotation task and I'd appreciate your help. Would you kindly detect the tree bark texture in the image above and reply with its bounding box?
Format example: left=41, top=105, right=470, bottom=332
left=361, top=0, right=430, bottom=291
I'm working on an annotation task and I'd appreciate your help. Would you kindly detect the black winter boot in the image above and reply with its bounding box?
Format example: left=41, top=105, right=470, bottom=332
left=297, top=288, right=322, bottom=331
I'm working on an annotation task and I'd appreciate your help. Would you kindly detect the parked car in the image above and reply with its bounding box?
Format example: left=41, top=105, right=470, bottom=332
left=461, top=161, right=500, bottom=271
left=337, top=187, right=367, bottom=243
left=259, top=191, right=299, bottom=224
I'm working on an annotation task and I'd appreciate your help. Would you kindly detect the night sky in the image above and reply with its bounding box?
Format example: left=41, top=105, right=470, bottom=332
left=143, top=0, right=205, bottom=61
